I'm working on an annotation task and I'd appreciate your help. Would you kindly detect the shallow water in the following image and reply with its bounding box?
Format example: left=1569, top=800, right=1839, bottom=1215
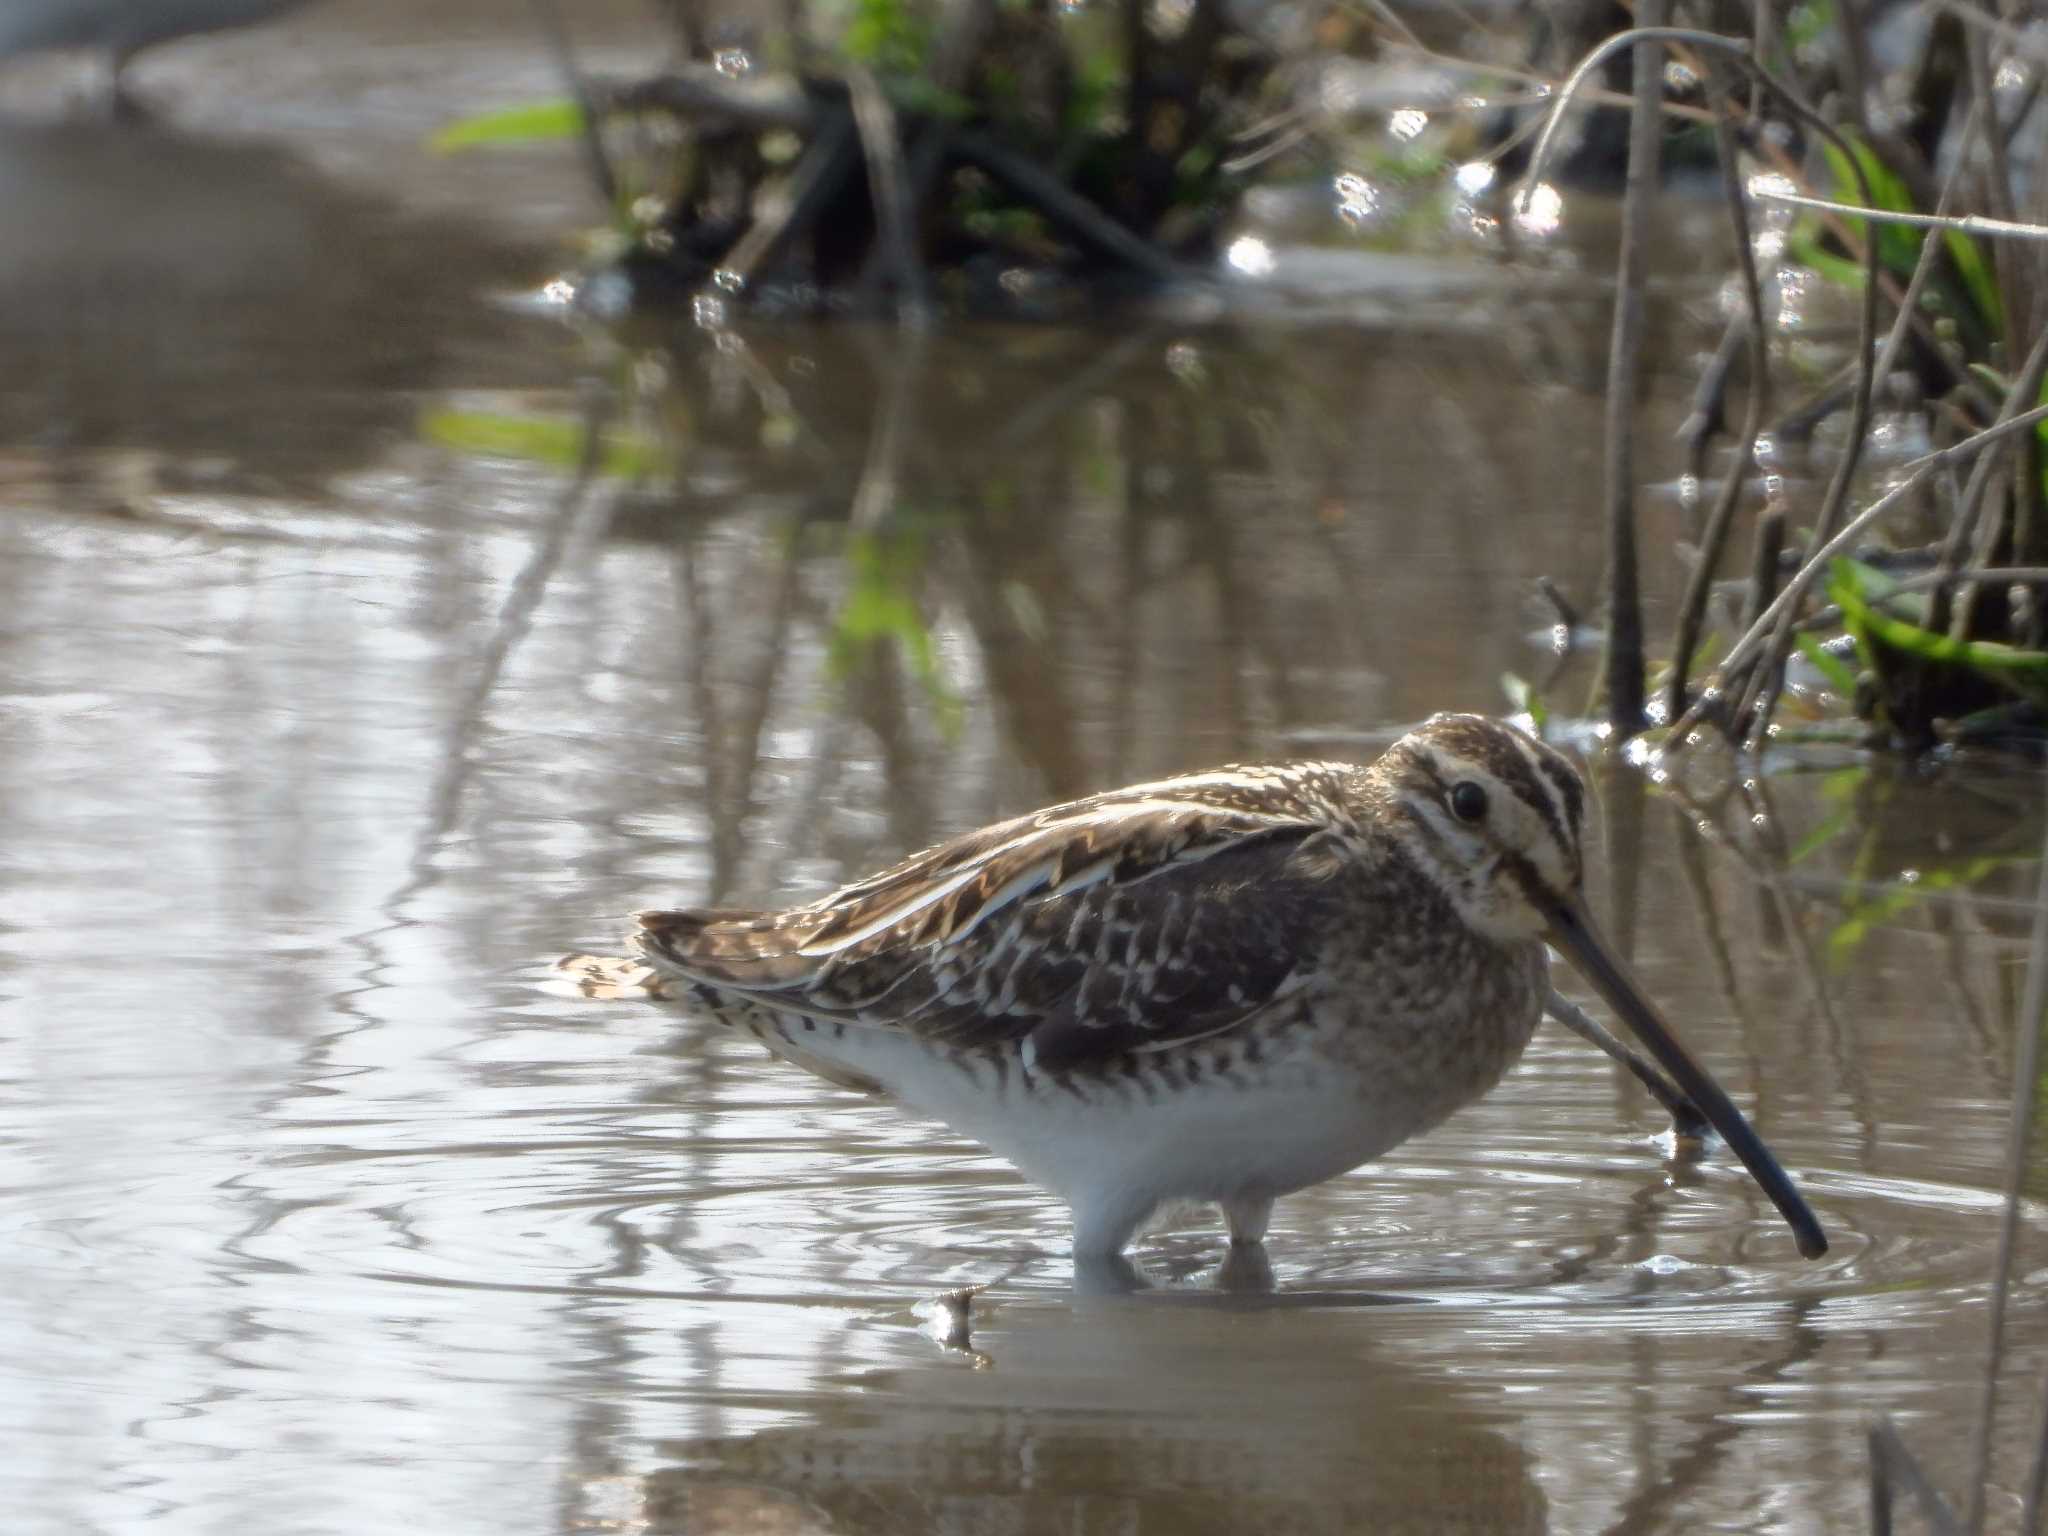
left=3, top=6, right=2048, bottom=1534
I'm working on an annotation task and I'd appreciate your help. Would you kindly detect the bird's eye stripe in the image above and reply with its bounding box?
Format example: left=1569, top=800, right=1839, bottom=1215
left=1497, top=730, right=1571, bottom=857
left=1537, top=755, right=1585, bottom=832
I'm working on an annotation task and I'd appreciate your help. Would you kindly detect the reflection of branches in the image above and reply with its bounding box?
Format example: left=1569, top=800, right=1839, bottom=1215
left=1113, top=441, right=1145, bottom=786
left=405, top=382, right=618, bottom=908
left=1963, top=774, right=2048, bottom=1531
left=827, top=336, right=937, bottom=854
left=717, top=527, right=812, bottom=896
left=1534, top=1120, right=1712, bottom=1290
left=1870, top=1417, right=1966, bottom=1536
left=674, top=534, right=732, bottom=894
left=1738, top=776, right=1841, bottom=1035
left=1602, top=1301, right=1827, bottom=1536
left=1669, top=802, right=1755, bottom=1036
left=1929, top=891, right=1999, bottom=1073
left=676, top=520, right=818, bottom=903
left=951, top=457, right=1089, bottom=801
left=1179, top=419, right=1252, bottom=752
left=991, top=327, right=1157, bottom=454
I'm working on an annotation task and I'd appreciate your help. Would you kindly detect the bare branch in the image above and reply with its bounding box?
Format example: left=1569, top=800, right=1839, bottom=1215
left=1666, top=400, right=2048, bottom=744
left=1749, top=187, right=2048, bottom=241
left=1669, top=67, right=1770, bottom=721
left=845, top=64, right=926, bottom=318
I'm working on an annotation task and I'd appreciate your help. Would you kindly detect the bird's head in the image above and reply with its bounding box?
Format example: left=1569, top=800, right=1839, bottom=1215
left=1376, top=713, right=1828, bottom=1260
left=1377, top=712, right=1588, bottom=944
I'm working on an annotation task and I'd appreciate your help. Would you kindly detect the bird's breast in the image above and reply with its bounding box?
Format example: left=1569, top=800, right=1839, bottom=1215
left=1311, top=936, right=1548, bottom=1121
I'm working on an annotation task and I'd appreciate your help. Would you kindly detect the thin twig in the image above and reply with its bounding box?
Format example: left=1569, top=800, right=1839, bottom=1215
left=1751, top=130, right=1986, bottom=412
left=1935, top=325, right=2048, bottom=638
left=1670, top=66, right=1770, bottom=721
left=1808, top=95, right=1984, bottom=708
left=844, top=63, right=927, bottom=318
left=1516, top=25, right=1880, bottom=744
left=1834, top=0, right=1873, bottom=135
left=1519, top=27, right=1755, bottom=197
left=1736, top=182, right=1883, bottom=737
left=1537, top=575, right=1581, bottom=635
left=951, top=129, right=1195, bottom=283
left=1870, top=97, right=1987, bottom=399
left=1358, top=0, right=1426, bottom=53
left=1376, top=38, right=1719, bottom=129
left=1769, top=366, right=1858, bottom=444
left=1220, top=119, right=1315, bottom=174
left=1742, top=506, right=1786, bottom=634
left=846, top=0, right=992, bottom=307
left=1666, top=401, right=2048, bottom=744
left=1748, top=188, right=2048, bottom=241
left=716, top=111, right=860, bottom=289
left=1805, top=565, right=2048, bottom=618
left=1677, top=314, right=1750, bottom=487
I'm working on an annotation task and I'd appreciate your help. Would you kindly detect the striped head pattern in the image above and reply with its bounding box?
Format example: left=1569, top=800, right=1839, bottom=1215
left=1375, top=713, right=1589, bottom=943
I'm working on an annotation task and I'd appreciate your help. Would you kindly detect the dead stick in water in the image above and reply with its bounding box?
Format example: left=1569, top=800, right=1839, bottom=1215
left=1594, top=0, right=1665, bottom=738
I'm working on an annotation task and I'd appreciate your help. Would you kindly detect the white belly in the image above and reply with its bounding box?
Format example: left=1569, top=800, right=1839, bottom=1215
left=741, top=1003, right=1531, bottom=1255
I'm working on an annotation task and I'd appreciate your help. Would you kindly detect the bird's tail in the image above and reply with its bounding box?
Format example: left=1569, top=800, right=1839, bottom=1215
left=632, top=906, right=832, bottom=991
left=550, top=949, right=671, bottom=1001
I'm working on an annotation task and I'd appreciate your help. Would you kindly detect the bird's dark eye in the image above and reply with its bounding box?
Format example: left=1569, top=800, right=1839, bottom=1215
left=1449, top=781, right=1489, bottom=823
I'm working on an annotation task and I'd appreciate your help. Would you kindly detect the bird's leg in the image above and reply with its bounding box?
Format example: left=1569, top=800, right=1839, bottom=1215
left=1544, top=987, right=1712, bottom=1139
left=1220, top=1192, right=1273, bottom=1247
left=1067, top=1188, right=1160, bottom=1262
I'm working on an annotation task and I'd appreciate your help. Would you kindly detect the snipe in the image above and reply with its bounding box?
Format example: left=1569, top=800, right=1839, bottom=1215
left=561, top=714, right=1826, bottom=1261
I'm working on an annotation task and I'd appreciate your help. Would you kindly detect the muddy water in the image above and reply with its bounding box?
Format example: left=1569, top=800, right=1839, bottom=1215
left=2, top=5, right=2048, bottom=1534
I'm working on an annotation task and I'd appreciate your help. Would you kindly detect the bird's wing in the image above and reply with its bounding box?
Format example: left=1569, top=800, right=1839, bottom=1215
left=633, top=765, right=1361, bottom=1068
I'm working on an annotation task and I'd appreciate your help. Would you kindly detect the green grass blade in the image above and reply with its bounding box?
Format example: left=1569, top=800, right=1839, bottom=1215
left=433, top=99, right=586, bottom=153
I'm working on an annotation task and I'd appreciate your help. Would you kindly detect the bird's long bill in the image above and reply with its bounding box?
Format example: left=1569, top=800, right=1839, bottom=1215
left=1540, top=889, right=1829, bottom=1260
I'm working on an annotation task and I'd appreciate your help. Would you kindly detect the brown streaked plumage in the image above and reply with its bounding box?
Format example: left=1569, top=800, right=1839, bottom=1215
left=560, top=714, right=1826, bottom=1262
